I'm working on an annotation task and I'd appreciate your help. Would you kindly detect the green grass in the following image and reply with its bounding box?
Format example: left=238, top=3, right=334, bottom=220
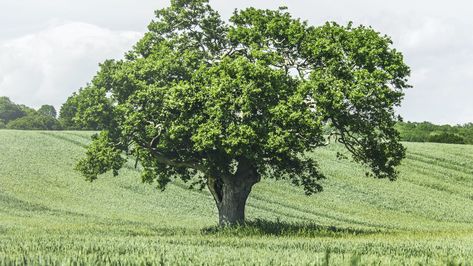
left=1, top=130, right=473, bottom=265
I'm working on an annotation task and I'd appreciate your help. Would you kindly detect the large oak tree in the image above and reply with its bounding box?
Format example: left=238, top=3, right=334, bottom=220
left=75, top=0, right=410, bottom=225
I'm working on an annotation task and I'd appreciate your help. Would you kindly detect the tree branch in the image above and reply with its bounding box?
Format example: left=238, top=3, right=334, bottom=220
left=135, top=138, right=206, bottom=172
left=148, top=148, right=206, bottom=172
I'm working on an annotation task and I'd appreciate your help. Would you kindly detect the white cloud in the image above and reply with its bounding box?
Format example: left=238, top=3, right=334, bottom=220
left=392, top=17, right=473, bottom=124
left=0, top=21, right=142, bottom=110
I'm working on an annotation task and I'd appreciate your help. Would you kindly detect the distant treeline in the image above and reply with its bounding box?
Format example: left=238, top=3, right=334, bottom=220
left=0, top=97, right=61, bottom=130
left=396, top=122, right=473, bottom=144
left=0, top=90, right=107, bottom=130
left=0, top=92, right=108, bottom=131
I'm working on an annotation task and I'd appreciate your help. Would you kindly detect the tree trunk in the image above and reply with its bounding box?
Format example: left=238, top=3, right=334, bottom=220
left=207, top=159, right=260, bottom=226
left=216, top=180, right=253, bottom=226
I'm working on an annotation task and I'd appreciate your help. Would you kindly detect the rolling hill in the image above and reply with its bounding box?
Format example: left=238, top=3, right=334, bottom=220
left=1, top=130, right=473, bottom=265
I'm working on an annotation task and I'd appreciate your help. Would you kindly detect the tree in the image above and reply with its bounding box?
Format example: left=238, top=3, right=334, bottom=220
left=59, top=87, right=113, bottom=130
left=7, top=113, right=62, bottom=130
left=428, top=132, right=464, bottom=144
left=38, top=105, right=57, bottom=118
left=59, top=92, right=79, bottom=129
left=0, top=97, right=26, bottom=123
left=75, top=0, right=410, bottom=226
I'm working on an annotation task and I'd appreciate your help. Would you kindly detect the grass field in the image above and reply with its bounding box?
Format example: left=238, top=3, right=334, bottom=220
left=1, top=130, right=473, bottom=265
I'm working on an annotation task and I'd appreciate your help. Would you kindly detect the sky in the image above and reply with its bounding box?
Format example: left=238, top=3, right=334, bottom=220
left=0, top=1, right=472, bottom=124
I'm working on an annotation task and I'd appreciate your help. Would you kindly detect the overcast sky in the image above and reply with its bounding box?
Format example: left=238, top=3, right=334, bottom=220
left=1, top=1, right=472, bottom=124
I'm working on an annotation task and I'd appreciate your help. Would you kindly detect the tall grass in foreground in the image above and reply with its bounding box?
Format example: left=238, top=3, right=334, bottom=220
left=1, top=130, right=473, bottom=264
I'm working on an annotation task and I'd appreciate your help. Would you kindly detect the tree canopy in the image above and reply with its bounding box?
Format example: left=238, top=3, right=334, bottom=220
left=59, top=87, right=113, bottom=130
left=0, top=97, right=26, bottom=124
left=75, top=0, right=410, bottom=225
left=38, top=105, right=57, bottom=118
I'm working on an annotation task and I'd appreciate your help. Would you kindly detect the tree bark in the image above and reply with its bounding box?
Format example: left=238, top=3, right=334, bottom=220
left=216, top=179, right=253, bottom=225
left=207, top=159, right=260, bottom=226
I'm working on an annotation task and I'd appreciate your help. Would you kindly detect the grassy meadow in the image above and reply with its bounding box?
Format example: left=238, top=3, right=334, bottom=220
left=1, top=130, right=473, bottom=265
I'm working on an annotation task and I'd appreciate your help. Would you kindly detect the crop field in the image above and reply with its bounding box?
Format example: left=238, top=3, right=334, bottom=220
left=1, top=130, right=473, bottom=265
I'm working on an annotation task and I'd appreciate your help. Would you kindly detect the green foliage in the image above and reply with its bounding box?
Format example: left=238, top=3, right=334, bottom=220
left=75, top=131, right=126, bottom=181
left=18, top=104, right=36, bottom=116
left=75, top=0, right=410, bottom=198
left=396, top=121, right=473, bottom=144
left=0, top=96, right=61, bottom=130
left=0, top=96, right=26, bottom=123
left=37, top=104, right=57, bottom=118
left=59, top=86, right=114, bottom=130
left=58, top=92, right=79, bottom=129
left=6, top=113, right=62, bottom=130
left=428, top=132, right=465, bottom=144
left=1, top=131, right=473, bottom=264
